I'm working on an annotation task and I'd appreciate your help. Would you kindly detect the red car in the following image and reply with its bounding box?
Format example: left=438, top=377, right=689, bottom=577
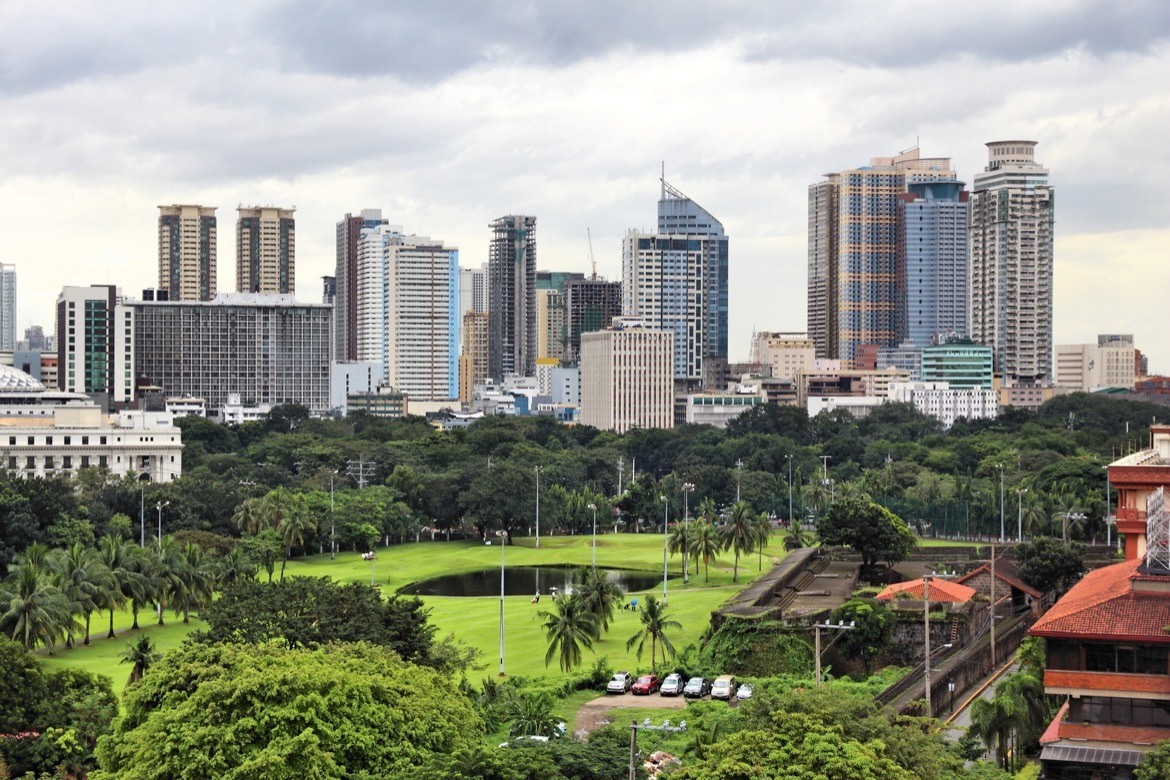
left=631, top=674, right=661, bottom=695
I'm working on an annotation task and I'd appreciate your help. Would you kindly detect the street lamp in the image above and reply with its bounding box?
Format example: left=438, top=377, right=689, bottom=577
left=785, top=455, right=794, bottom=526
left=588, top=503, right=597, bottom=568
left=496, top=529, right=508, bottom=676
left=534, top=466, right=542, bottom=549
left=1016, top=488, right=1028, bottom=543
left=682, top=483, right=694, bottom=584
left=329, top=470, right=338, bottom=559
left=660, top=495, right=669, bottom=604
left=923, top=574, right=934, bottom=717
left=156, top=500, right=169, bottom=546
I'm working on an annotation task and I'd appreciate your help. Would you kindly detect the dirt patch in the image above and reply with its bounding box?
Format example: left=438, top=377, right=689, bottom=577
left=574, top=693, right=690, bottom=739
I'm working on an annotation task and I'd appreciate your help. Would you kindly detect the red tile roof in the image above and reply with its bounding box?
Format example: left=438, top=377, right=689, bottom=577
left=956, top=558, right=1044, bottom=599
left=1030, top=559, right=1170, bottom=643
left=876, top=578, right=976, bottom=603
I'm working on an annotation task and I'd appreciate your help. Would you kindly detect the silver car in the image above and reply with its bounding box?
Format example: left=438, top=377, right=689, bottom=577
left=659, top=673, right=684, bottom=696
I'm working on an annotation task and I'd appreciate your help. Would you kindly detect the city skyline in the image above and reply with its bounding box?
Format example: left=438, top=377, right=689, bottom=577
left=1, top=3, right=1168, bottom=370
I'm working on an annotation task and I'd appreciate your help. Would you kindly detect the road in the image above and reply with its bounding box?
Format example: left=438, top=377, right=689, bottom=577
left=944, top=659, right=1018, bottom=760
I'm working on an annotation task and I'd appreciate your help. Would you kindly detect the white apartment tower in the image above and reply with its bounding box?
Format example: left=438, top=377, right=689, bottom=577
left=355, top=225, right=460, bottom=401
left=55, top=285, right=135, bottom=405
left=236, top=206, right=295, bottom=295
left=969, top=141, right=1054, bottom=386
left=0, top=264, right=15, bottom=351
left=158, top=204, right=217, bottom=301
left=580, top=319, right=673, bottom=433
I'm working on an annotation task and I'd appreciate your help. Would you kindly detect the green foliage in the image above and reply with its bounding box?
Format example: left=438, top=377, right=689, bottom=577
left=699, top=618, right=814, bottom=677
left=626, top=595, right=681, bottom=674
left=198, top=576, right=439, bottom=665
left=1016, top=537, right=1086, bottom=595
left=830, top=599, right=895, bottom=675
left=1135, top=741, right=1170, bottom=780
left=93, top=641, right=482, bottom=779
left=817, top=496, right=916, bottom=568
left=536, top=594, right=598, bottom=673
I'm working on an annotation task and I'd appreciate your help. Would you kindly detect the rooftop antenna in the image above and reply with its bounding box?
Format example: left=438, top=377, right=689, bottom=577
left=660, top=161, right=665, bottom=199
left=587, top=228, right=597, bottom=280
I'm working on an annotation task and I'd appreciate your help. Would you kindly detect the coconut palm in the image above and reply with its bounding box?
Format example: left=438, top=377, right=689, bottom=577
left=690, top=520, right=721, bottom=583
left=232, top=497, right=266, bottom=536
left=172, top=544, right=215, bottom=623
left=536, top=593, right=598, bottom=673
left=0, top=560, right=77, bottom=652
left=97, top=535, right=140, bottom=639
left=721, top=501, right=757, bottom=583
left=697, top=497, right=718, bottom=525
left=785, top=525, right=814, bottom=550
left=505, top=691, right=563, bottom=738
left=574, top=566, right=621, bottom=635
left=753, top=511, right=772, bottom=571
left=667, top=522, right=691, bottom=575
left=49, top=543, right=111, bottom=646
left=121, top=635, right=161, bottom=685
left=625, top=594, right=681, bottom=675
left=148, top=536, right=187, bottom=627
left=215, top=546, right=255, bottom=589
left=969, top=692, right=1024, bottom=772
left=802, top=480, right=832, bottom=518
left=273, top=493, right=314, bottom=580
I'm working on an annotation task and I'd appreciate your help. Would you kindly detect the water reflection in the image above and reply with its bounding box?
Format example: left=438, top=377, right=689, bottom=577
left=402, top=566, right=661, bottom=597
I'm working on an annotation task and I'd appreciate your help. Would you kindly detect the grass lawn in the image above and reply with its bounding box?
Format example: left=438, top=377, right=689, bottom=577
left=43, top=532, right=785, bottom=692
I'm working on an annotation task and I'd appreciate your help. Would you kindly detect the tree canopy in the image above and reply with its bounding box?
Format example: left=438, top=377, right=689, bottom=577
left=816, top=497, right=916, bottom=568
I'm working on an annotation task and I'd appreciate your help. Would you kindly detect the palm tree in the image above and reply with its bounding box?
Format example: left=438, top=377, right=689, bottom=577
left=785, top=525, right=814, bottom=551
left=49, top=543, right=111, bottom=646
left=172, top=544, right=215, bottom=623
left=721, top=501, right=757, bottom=583
left=505, top=691, right=563, bottom=738
left=697, top=497, right=718, bottom=525
left=0, top=561, right=77, bottom=652
left=274, top=493, right=314, bottom=581
left=148, top=537, right=186, bottom=627
left=97, top=535, right=139, bottom=639
left=232, top=497, right=266, bottom=536
left=802, top=480, right=831, bottom=518
left=969, top=692, right=1023, bottom=772
left=574, top=567, right=621, bottom=635
left=625, top=594, right=681, bottom=675
left=121, top=635, right=161, bottom=685
left=753, top=511, right=771, bottom=571
left=691, top=520, right=721, bottom=583
left=215, top=546, right=255, bottom=589
left=536, top=594, right=598, bottom=673
left=667, top=522, right=690, bottom=571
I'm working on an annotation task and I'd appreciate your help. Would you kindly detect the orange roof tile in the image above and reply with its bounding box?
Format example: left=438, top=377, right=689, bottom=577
left=956, top=558, right=1044, bottom=599
left=1030, top=559, right=1170, bottom=643
left=876, top=578, right=976, bottom=603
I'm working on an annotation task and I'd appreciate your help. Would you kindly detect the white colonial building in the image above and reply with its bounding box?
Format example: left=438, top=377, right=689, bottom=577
left=0, top=366, right=182, bottom=481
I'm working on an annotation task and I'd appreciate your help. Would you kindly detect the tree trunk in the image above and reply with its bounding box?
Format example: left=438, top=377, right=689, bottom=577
left=108, top=608, right=117, bottom=639
left=132, top=603, right=140, bottom=630
left=84, top=612, right=92, bottom=645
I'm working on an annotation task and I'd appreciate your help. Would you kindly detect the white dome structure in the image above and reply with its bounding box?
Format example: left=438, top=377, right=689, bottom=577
left=0, top=365, right=45, bottom=393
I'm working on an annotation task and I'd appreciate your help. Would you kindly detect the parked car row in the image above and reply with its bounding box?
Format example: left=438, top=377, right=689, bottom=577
left=607, top=671, right=751, bottom=702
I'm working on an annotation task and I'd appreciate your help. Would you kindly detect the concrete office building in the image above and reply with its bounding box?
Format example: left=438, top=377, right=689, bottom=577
left=236, top=206, right=295, bottom=295
left=1056, top=334, right=1137, bottom=392
left=969, top=141, right=1054, bottom=386
left=563, top=277, right=622, bottom=365
left=335, top=209, right=389, bottom=362
left=580, top=319, right=673, bottom=433
left=354, top=225, right=459, bottom=401
left=888, top=381, right=999, bottom=428
left=488, top=215, right=537, bottom=380
left=808, top=147, right=956, bottom=365
left=657, top=178, right=729, bottom=362
left=897, top=180, right=969, bottom=346
left=876, top=342, right=923, bottom=381
left=330, top=361, right=382, bottom=416
left=55, top=285, right=135, bottom=406
left=0, top=264, right=15, bottom=352
left=921, top=340, right=995, bottom=388
left=460, top=311, right=489, bottom=405
left=459, top=264, right=488, bottom=319
left=536, top=271, right=583, bottom=362
left=158, top=204, right=217, bottom=301
left=753, top=332, right=816, bottom=380
left=132, top=294, right=331, bottom=416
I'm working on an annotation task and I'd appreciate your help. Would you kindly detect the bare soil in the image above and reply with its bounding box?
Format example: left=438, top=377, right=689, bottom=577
left=573, top=692, right=691, bottom=739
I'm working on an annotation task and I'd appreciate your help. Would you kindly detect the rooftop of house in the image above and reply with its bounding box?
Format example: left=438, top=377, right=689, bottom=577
left=1030, top=558, right=1170, bottom=643
left=876, top=577, right=976, bottom=603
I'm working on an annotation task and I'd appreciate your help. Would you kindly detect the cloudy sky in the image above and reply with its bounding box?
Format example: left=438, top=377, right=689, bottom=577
left=2, top=1, right=1168, bottom=370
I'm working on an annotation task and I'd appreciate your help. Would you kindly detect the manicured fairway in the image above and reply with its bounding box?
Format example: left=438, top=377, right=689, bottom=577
left=42, top=532, right=784, bottom=691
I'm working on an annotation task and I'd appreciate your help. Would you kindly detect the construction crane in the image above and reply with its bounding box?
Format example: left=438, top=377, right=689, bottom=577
left=587, top=228, right=597, bottom=280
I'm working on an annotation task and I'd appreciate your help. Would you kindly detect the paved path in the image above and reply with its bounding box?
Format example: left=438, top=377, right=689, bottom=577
left=574, top=693, right=691, bottom=739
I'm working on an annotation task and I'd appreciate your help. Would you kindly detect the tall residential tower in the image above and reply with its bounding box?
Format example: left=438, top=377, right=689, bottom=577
left=488, top=215, right=537, bottom=380
left=335, top=209, right=389, bottom=362
left=0, top=264, right=15, bottom=352
left=968, top=141, right=1054, bottom=386
left=897, top=180, right=969, bottom=346
left=158, top=204, right=217, bottom=301
left=236, top=206, right=295, bottom=295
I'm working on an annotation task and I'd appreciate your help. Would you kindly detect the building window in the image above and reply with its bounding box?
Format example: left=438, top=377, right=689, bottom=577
left=82, top=436, right=89, bottom=445
left=27, top=436, right=34, bottom=445
left=100, top=436, right=107, bottom=445
left=25, top=456, right=35, bottom=470
left=81, top=456, right=90, bottom=468
left=98, top=456, right=107, bottom=468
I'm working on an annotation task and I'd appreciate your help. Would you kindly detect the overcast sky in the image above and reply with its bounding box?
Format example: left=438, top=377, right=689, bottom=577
left=2, top=1, right=1168, bottom=371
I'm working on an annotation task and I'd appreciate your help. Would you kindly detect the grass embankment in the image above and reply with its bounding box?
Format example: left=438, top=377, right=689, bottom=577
left=43, top=532, right=784, bottom=692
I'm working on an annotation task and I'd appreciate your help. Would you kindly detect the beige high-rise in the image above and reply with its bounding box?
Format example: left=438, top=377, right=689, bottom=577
left=460, top=311, right=490, bottom=403
left=158, top=205, right=217, bottom=301
left=236, top=206, right=295, bottom=294
left=580, top=319, right=673, bottom=433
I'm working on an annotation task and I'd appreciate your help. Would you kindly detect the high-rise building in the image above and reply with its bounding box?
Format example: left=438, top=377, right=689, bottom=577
left=580, top=318, right=673, bottom=433
left=809, top=148, right=956, bottom=365
left=0, top=264, right=15, bottom=351
left=158, top=205, right=217, bottom=301
left=752, top=332, right=816, bottom=380
left=488, top=215, right=537, bottom=380
left=897, top=180, right=969, bottom=347
left=1055, top=334, right=1137, bottom=392
left=969, top=141, right=1054, bottom=386
left=236, top=206, right=295, bottom=295
left=132, top=293, right=331, bottom=416
left=354, top=225, right=459, bottom=401
left=460, top=311, right=489, bottom=404
left=335, top=209, right=389, bottom=362
left=658, top=179, right=729, bottom=361
left=459, top=264, right=488, bottom=320
left=55, top=285, right=135, bottom=405
left=535, top=271, right=584, bottom=362
left=563, top=277, right=622, bottom=365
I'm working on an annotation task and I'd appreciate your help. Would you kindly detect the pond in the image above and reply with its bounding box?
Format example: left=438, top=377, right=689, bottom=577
left=401, top=566, right=662, bottom=598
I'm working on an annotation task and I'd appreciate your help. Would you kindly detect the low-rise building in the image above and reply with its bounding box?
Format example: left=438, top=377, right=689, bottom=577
left=684, top=389, right=765, bottom=428
left=888, top=381, right=999, bottom=428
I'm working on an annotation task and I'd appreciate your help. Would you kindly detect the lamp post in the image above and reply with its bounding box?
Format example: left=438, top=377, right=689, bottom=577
left=534, top=466, right=542, bottom=549
left=588, top=503, right=598, bottom=568
left=785, top=455, right=794, bottom=525
left=735, top=459, right=743, bottom=502
left=660, top=495, right=669, bottom=604
left=996, top=464, right=1005, bottom=542
left=1016, top=488, right=1028, bottom=543
left=497, top=529, right=508, bottom=676
left=155, top=500, right=170, bottom=620
left=329, top=470, right=338, bottom=559
left=682, top=483, right=694, bottom=584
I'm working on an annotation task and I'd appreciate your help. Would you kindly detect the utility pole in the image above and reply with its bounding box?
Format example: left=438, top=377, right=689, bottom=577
left=786, top=454, right=794, bottom=525
left=1016, top=488, right=1027, bottom=543
left=990, top=543, right=997, bottom=667
left=923, top=574, right=933, bottom=718
left=347, top=455, right=375, bottom=489
left=735, top=458, right=743, bottom=502
left=329, top=470, right=337, bottom=559
left=997, top=463, right=1005, bottom=542
left=534, top=465, right=542, bottom=548
left=814, top=619, right=855, bottom=685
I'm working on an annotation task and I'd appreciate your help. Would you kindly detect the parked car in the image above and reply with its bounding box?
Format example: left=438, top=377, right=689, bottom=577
left=683, top=676, right=711, bottom=698
left=607, top=671, right=634, bottom=694
left=711, top=675, right=737, bottom=700
left=631, top=674, right=660, bottom=695
left=659, top=673, right=685, bottom=696
left=735, top=683, right=753, bottom=701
